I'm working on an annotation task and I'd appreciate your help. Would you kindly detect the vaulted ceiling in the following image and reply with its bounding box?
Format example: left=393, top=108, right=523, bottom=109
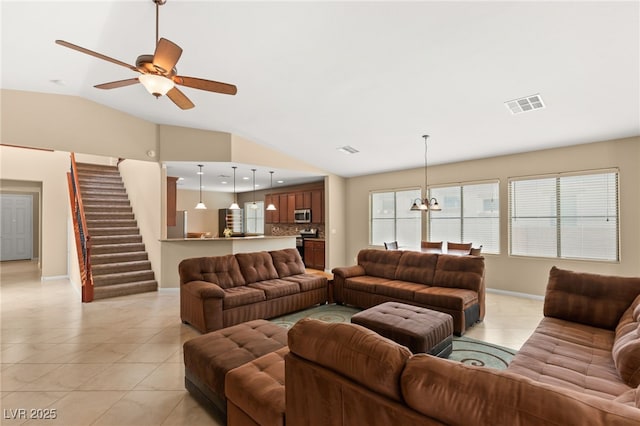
left=2, top=1, right=639, bottom=190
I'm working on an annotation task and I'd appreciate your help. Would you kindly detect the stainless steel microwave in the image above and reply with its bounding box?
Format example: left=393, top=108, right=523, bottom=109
left=294, top=209, right=311, bottom=223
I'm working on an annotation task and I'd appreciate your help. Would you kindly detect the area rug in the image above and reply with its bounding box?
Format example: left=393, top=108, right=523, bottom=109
left=270, top=304, right=516, bottom=370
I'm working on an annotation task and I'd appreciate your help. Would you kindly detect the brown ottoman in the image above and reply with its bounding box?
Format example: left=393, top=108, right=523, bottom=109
left=183, top=319, right=287, bottom=416
left=226, top=347, right=288, bottom=426
left=351, top=302, right=453, bottom=357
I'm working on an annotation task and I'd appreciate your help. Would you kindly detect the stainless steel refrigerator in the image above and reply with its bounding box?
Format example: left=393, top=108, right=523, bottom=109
left=167, top=210, right=187, bottom=238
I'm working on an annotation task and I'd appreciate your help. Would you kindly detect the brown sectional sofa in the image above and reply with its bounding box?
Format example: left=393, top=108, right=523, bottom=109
left=332, top=249, right=485, bottom=335
left=179, top=248, right=327, bottom=333
left=284, top=267, right=640, bottom=425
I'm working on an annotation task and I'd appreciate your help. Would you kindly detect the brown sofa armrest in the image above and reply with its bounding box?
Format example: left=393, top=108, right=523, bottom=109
left=182, top=280, right=225, bottom=299
left=543, top=267, right=640, bottom=330
left=331, top=265, right=365, bottom=279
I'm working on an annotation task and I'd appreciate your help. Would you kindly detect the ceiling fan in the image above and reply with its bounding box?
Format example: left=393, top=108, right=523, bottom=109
left=55, top=0, right=237, bottom=110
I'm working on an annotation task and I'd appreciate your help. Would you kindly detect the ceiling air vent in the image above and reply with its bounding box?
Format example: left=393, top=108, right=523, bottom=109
left=504, top=94, right=545, bottom=115
left=337, top=145, right=359, bottom=154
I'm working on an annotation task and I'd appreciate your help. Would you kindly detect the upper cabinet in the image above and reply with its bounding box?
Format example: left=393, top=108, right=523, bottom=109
left=265, top=186, right=324, bottom=224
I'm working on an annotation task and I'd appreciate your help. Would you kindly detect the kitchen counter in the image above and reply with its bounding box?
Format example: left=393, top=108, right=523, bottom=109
left=159, top=235, right=296, bottom=288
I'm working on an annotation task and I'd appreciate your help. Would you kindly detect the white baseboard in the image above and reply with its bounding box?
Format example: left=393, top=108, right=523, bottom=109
left=486, top=287, right=544, bottom=301
left=68, top=279, right=81, bottom=296
left=158, top=288, right=179, bottom=293
left=41, top=275, right=69, bottom=281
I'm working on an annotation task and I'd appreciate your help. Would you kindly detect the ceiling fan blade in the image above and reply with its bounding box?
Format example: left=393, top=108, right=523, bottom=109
left=174, top=76, right=238, bottom=95
left=167, top=87, right=195, bottom=110
left=153, top=38, right=182, bottom=74
left=55, top=40, right=138, bottom=72
left=94, top=78, right=140, bottom=90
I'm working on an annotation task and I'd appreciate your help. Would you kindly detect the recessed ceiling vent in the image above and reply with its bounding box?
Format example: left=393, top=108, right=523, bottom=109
left=337, top=146, right=359, bottom=154
left=505, top=94, right=545, bottom=114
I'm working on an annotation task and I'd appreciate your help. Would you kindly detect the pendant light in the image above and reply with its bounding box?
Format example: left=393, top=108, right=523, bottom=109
left=229, top=166, right=240, bottom=210
left=250, top=169, right=258, bottom=209
left=266, top=171, right=277, bottom=211
left=410, top=135, right=441, bottom=212
left=195, top=164, right=207, bottom=210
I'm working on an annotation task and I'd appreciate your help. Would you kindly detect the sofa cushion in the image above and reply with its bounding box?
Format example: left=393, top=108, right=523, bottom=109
left=414, top=287, right=478, bottom=311
left=288, top=318, right=411, bottom=402
left=225, top=347, right=288, bottom=426
left=375, top=280, right=428, bottom=301
left=402, top=354, right=640, bottom=425
left=248, top=279, right=300, bottom=300
left=281, top=274, right=327, bottom=292
left=544, top=267, right=640, bottom=330
left=357, top=249, right=402, bottom=280
left=432, top=254, right=484, bottom=292
left=507, top=317, right=630, bottom=400
left=612, top=295, right=640, bottom=387
left=344, top=276, right=393, bottom=293
left=236, top=251, right=279, bottom=284
left=223, top=286, right=266, bottom=309
left=270, top=248, right=306, bottom=278
left=394, top=251, right=438, bottom=285
left=179, top=255, right=246, bottom=288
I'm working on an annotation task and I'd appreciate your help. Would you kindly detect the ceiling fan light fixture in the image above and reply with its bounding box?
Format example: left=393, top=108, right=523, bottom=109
left=138, top=73, right=174, bottom=97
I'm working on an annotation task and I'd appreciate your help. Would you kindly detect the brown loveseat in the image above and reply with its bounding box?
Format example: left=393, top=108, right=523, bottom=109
left=179, top=248, right=327, bottom=333
left=332, top=249, right=485, bottom=334
left=284, top=267, right=640, bottom=425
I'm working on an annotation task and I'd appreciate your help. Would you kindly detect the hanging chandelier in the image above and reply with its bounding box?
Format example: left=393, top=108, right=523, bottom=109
left=229, top=166, right=240, bottom=210
left=195, top=164, right=207, bottom=210
left=250, top=168, right=258, bottom=209
left=410, top=135, right=441, bottom=212
left=266, top=171, right=277, bottom=211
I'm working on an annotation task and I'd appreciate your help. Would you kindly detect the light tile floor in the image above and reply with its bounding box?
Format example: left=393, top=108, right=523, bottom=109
left=1, top=260, right=543, bottom=425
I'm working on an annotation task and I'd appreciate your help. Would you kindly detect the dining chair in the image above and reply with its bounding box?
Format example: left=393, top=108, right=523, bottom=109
left=470, top=245, right=483, bottom=256
left=384, top=241, right=399, bottom=250
left=420, top=241, right=443, bottom=253
left=447, top=241, right=473, bottom=255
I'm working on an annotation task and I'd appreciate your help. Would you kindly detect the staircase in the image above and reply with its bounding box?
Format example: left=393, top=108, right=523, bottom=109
left=76, top=162, right=157, bottom=300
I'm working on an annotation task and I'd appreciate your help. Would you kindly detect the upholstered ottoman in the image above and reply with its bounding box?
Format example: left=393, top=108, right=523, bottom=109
left=351, top=301, right=453, bottom=357
left=183, top=319, right=287, bottom=416
left=226, top=347, right=288, bottom=426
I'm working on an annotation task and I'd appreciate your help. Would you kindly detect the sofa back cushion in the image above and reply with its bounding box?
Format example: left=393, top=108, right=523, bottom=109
left=401, top=354, right=640, bottom=425
left=612, top=295, right=640, bottom=387
left=236, top=251, right=279, bottom=284
left=178, top=255, right=246, bottom=288
left=287, top=318, right=411, bottom=402
left=357, top=249, right=402, bottom=280
left=270, top=248, right=306, bottom=278
left=544, top=267, right=640, bottom=330
left=395, top=251, right=438, bottom=285
left=432, top=254, right=485, bottom=292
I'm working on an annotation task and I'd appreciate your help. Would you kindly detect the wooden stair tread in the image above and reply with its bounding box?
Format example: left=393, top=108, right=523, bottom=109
left=93, top=281, right=158, bottom=300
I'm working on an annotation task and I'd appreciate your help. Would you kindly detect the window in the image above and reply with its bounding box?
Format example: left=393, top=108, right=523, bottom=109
left=429, top=182, right=500, bottom=254
left=509, top=170, right=618, bottom=261
left=244, top=201, right=264, bottom=234
left=370, top=189, right=421, bottom=248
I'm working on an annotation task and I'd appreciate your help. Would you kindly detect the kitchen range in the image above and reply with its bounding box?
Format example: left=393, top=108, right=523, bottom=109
left=296, top=228, right=318, bottom=260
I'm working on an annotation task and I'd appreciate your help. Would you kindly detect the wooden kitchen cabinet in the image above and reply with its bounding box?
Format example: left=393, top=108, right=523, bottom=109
left=287, top=194, right=296, bottom=223
left=311, top=190, right=323, bottom=223
left=166, top=176, right=178, bottom=226
left=304, top=239, right=325, bottom=270
left=279, top=194, right=288, bottom=224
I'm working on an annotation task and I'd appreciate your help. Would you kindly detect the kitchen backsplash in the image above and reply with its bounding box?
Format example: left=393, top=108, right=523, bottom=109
left=267, top=224, right=325, bottom=239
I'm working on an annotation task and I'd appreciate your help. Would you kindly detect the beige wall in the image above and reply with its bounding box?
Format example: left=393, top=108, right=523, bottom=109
left=0, top=146, right=70, bottom=278
left=159, top=125, right=232, bottom=162
left=345, top=138, right=640, bottom=296
left=1, top=90, right=158, bottom=161
left=325, top=174, right=347, bottom=272
left=119, top=159, right=163, bottom=285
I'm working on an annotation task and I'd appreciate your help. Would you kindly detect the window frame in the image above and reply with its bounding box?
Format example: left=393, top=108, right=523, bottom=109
left=428, top=180, right=500, bottom=254
left=369, top=187, right=422, bottom=249
left=508, top=169, right=619, bottom=262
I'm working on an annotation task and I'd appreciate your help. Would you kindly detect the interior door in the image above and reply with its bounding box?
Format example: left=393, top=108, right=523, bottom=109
left=0, top=194, right=33, bottom=261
